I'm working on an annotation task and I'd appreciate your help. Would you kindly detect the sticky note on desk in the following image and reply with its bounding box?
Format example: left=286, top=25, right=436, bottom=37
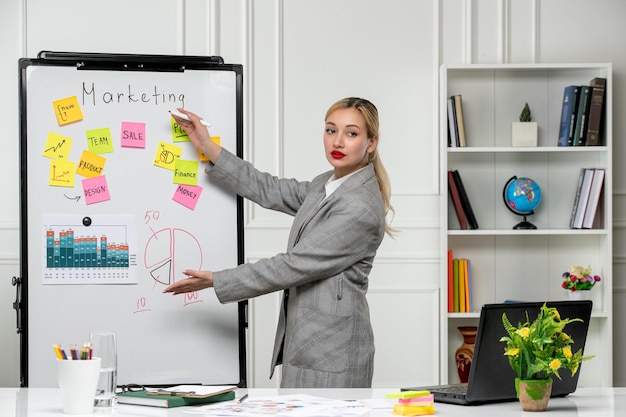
left=386, top=390, right=431, bottom=399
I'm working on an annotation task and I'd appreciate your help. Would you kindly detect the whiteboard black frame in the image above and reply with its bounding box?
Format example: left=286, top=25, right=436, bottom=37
left=17, top=51, right=246, bottom=388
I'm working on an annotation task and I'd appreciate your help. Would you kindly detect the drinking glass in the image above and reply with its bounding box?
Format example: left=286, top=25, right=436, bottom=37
left=89, top=331, right=117, bottom=407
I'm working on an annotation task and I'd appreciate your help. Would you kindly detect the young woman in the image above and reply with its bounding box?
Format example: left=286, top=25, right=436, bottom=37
left=165, top=97, right=394, bottom=388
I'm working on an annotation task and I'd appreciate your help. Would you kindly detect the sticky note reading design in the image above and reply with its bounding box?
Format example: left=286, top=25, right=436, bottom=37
left=171, top=118, right=189, bottom=142
left=52, top=96, right=83, bottom=126
left=43, top=132, right=73, bottom=160
left=49, top=160, right=75, bottom=187
left=121, top=121, right=146, bottom=148
left=172, top=184, right=203, bottom=210
left=197, top=136, right=221, bottom=162
left=76, top=150, right=106, bottom=178
left=173, top=159, right=199, bottom=185
left=154, top=142, right=182, bottom=170
left=86, top=127, right=114, bottom=154
left=82, top=176, right=111, bottom=205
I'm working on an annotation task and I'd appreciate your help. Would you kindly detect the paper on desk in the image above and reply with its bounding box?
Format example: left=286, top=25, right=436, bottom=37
left=183, top=394, right=372, bottom=416
left=147, top=385, right=237, bottom=398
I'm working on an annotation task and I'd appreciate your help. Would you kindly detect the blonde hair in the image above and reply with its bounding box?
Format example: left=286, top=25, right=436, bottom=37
left=325, top=97, right=396, bottom=237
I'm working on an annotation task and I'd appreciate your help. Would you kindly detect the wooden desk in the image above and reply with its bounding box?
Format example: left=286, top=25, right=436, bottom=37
left=1, top=387, right=625, bottom=416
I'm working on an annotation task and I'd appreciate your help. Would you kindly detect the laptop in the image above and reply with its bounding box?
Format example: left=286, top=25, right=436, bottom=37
left=403, top=300, right=593, bottom=405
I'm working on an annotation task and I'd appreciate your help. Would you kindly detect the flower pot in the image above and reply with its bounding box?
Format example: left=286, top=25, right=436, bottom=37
left=512, top=122, right=538, bottom=146
left=455, top=326, right=477, bottom=383
left=568, top=290, right=591, bottom=300
left=516, top=378, right=552, bottom=412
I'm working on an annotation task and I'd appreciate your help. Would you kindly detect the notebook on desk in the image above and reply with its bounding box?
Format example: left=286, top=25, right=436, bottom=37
left=403, top=300, right=593, bottom=406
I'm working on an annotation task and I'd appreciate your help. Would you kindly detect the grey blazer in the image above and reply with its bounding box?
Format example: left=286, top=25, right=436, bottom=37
left=207, top=150, right=385, bottom=388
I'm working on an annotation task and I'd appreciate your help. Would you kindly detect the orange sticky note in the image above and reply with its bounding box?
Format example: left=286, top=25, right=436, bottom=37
left=76, top=150, right=106, bottom=178
left=52, top=96, right=83, bottom=125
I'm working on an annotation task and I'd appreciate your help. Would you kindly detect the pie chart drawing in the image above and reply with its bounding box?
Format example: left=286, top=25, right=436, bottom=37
left=144, top=228, right=203, bottom=286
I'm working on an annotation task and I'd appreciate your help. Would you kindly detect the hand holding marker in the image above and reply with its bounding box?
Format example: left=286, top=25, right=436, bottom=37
left=169, top=109, right=211, bottom=127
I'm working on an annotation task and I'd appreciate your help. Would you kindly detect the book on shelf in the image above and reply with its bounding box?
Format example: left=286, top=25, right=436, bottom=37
left=117, top=385, right=237, bottom=408
left=448, top=170, right=468, bottom=230
left=570, top=168, right=595, bottom=229
left=453, top=95, right=467, bottom=147
left=585, top=77, right=607, bottom=146
left=448, top=255, right=472, bottom=313
left=447, top=97, right=459, bottom=147
left=458, top=258, right=466, bottom=312
left=582, top=168, right=605, bottom=229
left=573, top=86, right=593, bottom=146
left=558, top=85, right=580, bottom=146
left=447, top=250, right=454, bottom=312
left=453, top=258, right=460, bottom=312
left=451, top=170, right=479, bottom=229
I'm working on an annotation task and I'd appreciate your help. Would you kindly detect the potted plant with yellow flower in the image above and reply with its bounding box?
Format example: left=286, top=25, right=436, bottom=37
left=500, top=303, right=593, bottom=411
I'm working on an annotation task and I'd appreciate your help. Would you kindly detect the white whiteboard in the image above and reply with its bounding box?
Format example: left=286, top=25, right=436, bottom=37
left=19, top=53, right=245, bottom=387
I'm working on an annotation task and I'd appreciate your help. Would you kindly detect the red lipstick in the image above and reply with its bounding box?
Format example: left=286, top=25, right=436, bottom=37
left=331, top=150, right=345, bottom=159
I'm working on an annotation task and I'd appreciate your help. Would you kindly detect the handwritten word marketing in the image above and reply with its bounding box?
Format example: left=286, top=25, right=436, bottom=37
left=81, top=82, right=185, bottom=108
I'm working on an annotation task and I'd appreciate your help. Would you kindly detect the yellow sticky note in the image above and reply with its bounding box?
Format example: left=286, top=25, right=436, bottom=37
left=197, top=136, right=221, bottom=162
left=386, top=391, right=431, bottom=399
left=49, top=160, right=75, bottom=187
left=86, top=127, right=114, bottom=154
left=52, top=96, right=83, bottom=126
left=76, top=150, right=106, bottom=178
left=173, top=159, right=199, bottom=186
left=43, top=132, right=73, bottom=160
left=154, top=142, right=182, bottom=171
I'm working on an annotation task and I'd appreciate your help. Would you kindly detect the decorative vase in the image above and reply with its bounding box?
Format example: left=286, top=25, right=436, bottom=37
left=516, top=378, right=552, bottom=412
left=455, top=326, right=477, bottom=383
left=568, top=290, right=591, bottom=300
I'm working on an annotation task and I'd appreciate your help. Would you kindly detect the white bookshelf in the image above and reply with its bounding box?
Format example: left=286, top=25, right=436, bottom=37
left=440, top=64, right=612, bottom=387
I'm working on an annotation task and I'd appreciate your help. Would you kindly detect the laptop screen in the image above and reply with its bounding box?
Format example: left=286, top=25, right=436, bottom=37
left=466, top=300, right=593, bottom=403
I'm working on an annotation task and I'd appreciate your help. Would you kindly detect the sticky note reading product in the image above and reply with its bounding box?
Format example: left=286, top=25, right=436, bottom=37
left=76, top=150, right=106, bottom=178
left=154, top=142, right=182, bottom=170
left=172, top=184, right=203, bottom=210
left=171, top=118, right=189, bottom=142
left=82, top=176, right=111, bottom=205
left=52, top=96, right=83, bottom=125
left=49, top=160, right=75, bottom=187
left=121, top=121, right=147, bottom=148
left=173, top=159, right=199, bottom=185
left=86, top=127, right=114, bottom=154
left=43, top=132, right=73, bottom=160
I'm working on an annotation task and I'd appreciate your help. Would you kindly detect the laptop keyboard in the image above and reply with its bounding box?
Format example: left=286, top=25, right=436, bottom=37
left=434, top=385, right=467, bottom=394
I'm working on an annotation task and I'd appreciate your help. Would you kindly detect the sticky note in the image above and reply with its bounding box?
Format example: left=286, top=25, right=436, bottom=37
left=171, top=118, right=189, bottom=142
left=76, top=150, right=106, bottom=178
left=86, top=127, right=114, bottom=154
left=154, top=142, right=182, bottom=170
left=386, top=391, right=431, bottom=399
left=52, top=96, right=83, bottom=125
left=172, top=184, right=203, bottom=210
left=173, top=159, right=199, bottom=185
left=393, top=404, right=435, bottom=416
left=49, top=160, right=75, bottom=187
left=121, top=121, right=146, bottom=148
left=82, top=176, right=111, bottom=205
left=398, top=394, right=434, bottom=404
left=43, top=132, right=73, bottom=160
left=197, top=136, right=221, bottom=162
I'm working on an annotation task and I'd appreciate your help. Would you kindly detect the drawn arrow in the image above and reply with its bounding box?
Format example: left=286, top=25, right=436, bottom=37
left=63, top=194, right=81, bottom=202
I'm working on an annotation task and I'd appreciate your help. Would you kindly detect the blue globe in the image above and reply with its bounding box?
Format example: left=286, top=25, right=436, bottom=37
left=504, top=176, right=542, bottom=215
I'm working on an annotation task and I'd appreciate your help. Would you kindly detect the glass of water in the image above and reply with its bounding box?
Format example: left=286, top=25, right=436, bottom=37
left=89, top=331, right=117, bottom=407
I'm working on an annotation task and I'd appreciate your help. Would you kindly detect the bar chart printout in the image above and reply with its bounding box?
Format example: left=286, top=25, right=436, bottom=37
left=42, top=215, right=137, bottom=284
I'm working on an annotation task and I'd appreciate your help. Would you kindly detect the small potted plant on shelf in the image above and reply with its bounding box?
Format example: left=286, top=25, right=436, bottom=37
left=512, top=102, right=538, bottom=147
left=562, top=264, right=601, bottom=300
left=500, top=303, right=593, bottom=412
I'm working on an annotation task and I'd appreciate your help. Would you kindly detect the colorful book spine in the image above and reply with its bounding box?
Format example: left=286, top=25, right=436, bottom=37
left=573, top=86, right=593, bottom=146
left=558, top=85, right=580, bottom=146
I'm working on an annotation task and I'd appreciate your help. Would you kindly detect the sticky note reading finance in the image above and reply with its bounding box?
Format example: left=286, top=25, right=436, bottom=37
left=154, top=142, right=182, bottom=171
left=43, top=132, right=73, bottom=160
left=172, top=184, right=203, bottom=210
left=86, top=127, right=114, bottom=154
left=76, top=150, right=106, bottom=178
left=49, top=160, right=75, bottom=187
left=173, top=159, right=199, bottom=185
left=121, top=121, right=146, bottom=149
left=82, top=176, right=111, bottom=205
left=52, top=96, right=83, bottom=126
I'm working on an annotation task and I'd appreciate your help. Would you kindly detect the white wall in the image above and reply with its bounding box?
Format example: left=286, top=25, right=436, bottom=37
left=1, top=0, right=625, bottom=388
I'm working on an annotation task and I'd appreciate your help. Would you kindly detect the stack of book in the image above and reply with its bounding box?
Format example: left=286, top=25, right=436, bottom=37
left=569, top=168, right=605, bottom=229
left=447, top=170, right=478, bottom=230
left=447, top=94, right=467, bottom=147
left=447, top=250, right=473, bottom=313
left=557, top=77, right=606, bottom=147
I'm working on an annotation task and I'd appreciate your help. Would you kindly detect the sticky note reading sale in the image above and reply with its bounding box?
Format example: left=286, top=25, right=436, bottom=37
left=52, top=96, right=83, bottom=125
left=82, top=176, right=111, bottom=205
left=172, top=184, right=203, bottom=210
left=121, top=121, right=146, bottom=148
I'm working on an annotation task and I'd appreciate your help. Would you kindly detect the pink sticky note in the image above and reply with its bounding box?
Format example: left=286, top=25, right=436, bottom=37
left=172, top=184, right=203, bottom=210
left=121, top=121, right=146, bottom=148
left=82, top=176, right=111, bottom=205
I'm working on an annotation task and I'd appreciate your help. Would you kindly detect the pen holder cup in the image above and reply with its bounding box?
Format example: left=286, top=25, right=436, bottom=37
left=56, top=357, right=101, bottom=414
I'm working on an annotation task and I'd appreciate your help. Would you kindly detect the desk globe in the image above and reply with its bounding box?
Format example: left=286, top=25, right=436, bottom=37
left=503, top=176, right=542, bottom=229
